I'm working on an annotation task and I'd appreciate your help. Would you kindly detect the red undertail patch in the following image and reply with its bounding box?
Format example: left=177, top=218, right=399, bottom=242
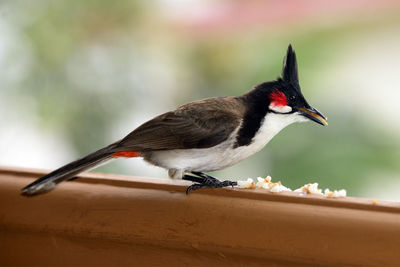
left=111, top=151, right=140, bottom=158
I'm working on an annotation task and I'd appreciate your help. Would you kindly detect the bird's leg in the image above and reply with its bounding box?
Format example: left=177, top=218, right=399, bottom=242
left=181, top=174, right=205, bottom=184
left=182, top=172, right=237, bottom=195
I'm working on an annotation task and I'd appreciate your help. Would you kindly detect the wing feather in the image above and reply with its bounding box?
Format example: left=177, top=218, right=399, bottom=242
left=118, top=97, right=245, bottom=151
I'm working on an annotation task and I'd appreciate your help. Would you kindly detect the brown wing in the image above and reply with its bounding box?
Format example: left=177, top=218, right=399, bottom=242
left=117, top=97, right=245, bottom=151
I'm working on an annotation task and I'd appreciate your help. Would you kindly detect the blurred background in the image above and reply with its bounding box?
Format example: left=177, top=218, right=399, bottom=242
left=1, top=0, right=400, bottom=200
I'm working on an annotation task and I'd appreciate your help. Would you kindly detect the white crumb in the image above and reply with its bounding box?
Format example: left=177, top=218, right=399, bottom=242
left=237, top=178, right=256, bottom=189
left=239, top=176, right=291, bottom=193
left=256, top=176, right=271, bottom=189
left=294, top=183, right=323, bottom=195
left=236, top=176, right=347, bottom=198
left=269, top=182, right=292, bottom=193
left=324, top=188, right=347, bottom=198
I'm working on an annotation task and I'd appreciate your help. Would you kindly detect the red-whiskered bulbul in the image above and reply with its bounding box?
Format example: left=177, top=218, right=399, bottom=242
left=22, top=45, right=327, bottom=196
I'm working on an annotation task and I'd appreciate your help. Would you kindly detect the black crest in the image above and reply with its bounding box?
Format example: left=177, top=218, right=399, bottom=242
left=282, top=44, right=299, bottom=84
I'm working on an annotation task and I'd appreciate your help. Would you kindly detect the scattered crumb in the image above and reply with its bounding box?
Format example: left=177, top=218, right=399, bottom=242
left=254, top=176, right=292, bottom=192
left=236, top=176, right=347, bottom=198
left=269, top=182, right=292, bottom=193
left=237, top=178, right=256, bottom=189
left=324, top=188, right=347, bottom=198
left=372, top=200, right=378, bottom=205
left=294, top=183, right=323, bottom=195
left=237, top=176, right=291, bottom=193
left=256, top=176, right=272, bottom=189
left=268, top=181, right=291, bottom=193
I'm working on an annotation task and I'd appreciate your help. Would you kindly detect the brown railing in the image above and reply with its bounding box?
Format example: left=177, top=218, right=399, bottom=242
left=1, top=166, right=399, bottom=267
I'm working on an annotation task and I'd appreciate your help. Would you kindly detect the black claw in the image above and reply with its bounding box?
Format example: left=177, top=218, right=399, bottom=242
left=186, top=186, right=192, bottom=195
left=186, top=183, right=206, bottom=195
left=183, top=172, right=236, bottom=195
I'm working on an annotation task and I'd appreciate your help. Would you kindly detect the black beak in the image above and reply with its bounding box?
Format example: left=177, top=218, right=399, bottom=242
left=298, top=107, right=328, bottom=126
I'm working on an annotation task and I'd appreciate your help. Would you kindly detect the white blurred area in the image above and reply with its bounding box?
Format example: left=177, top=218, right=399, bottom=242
left=326, top=30, right=400, bottom=135
left=0, top=16, right=75, bottom=169
left=1, top=0, right=400, bottom=200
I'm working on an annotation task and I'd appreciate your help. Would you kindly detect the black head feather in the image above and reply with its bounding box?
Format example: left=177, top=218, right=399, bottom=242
left=249, top=45, right=306, bottom=109
left=235, top=45, right=324, bottom=146
left=282, top=44, right=299, bottom=84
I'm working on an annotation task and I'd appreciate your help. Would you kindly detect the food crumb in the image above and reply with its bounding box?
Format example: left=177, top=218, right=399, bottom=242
left=294, top=183, right=323, bottom=195
left=324, top=188, right=347, bottom=198
left=237, top=176, right=291, bottom=192
left=372, top=200, right=378, bottom=205
left=237, top=178, right=256, bottom=189
left=254, top=176, right=292, bottom=192
left=236, top=176, right=347, bottom=198
left=256, top=176, right=272, bottom=189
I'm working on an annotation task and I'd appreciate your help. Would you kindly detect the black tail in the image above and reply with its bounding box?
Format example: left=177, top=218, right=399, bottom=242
left=21, top=144, right=117, bottom=196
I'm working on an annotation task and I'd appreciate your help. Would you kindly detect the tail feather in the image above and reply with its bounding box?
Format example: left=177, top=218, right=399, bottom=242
left=21, top=145, right=117, bottom=196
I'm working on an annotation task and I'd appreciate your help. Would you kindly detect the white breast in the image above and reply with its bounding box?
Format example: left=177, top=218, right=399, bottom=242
left=146, top=112, right=306, bottom=174
left=224, top=112, right=307, bottom=167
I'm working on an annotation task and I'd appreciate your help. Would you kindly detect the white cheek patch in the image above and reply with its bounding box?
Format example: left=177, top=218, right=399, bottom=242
left=269, top=103, right=292, bottom=113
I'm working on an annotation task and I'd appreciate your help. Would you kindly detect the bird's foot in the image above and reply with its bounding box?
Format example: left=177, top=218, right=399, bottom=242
left=182, top=172, right=237, bottom=195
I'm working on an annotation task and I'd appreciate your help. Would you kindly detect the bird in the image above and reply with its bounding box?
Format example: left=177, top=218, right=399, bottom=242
left=21, top=44, right=327, bottom=196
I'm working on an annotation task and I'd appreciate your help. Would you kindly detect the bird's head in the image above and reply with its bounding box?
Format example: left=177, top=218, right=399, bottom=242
left=264, top=45, right=328, bottom=126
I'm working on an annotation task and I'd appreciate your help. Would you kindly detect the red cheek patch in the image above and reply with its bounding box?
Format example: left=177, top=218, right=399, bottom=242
left=269, top=90, right=288, bottom=106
